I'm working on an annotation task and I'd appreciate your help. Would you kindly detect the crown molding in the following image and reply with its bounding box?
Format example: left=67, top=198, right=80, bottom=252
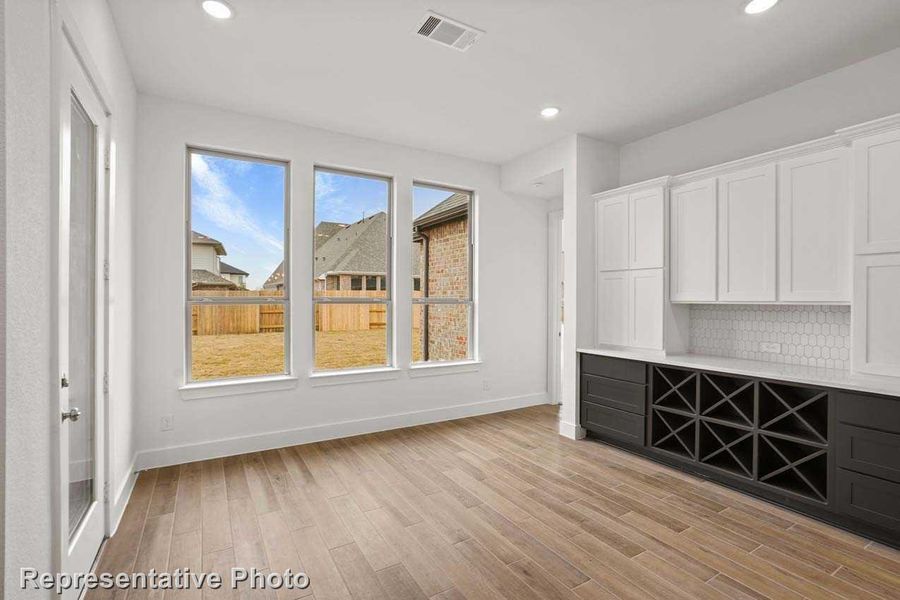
left=836, top=113, right=900, bottom=140
left=592, top=176, right=671, bottom=199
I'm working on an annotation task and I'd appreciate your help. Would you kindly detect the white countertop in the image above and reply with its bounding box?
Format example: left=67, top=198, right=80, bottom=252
left=577, top=347, right=900, bottom=398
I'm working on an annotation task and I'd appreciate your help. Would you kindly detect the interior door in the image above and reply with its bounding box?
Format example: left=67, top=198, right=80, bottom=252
left=57, top=32, right=108, bottom=595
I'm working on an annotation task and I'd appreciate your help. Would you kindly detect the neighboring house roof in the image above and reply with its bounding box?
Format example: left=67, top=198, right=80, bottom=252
left=191, top=269, right=238, bottom=289
left=413, top=192, right=469, bottom=229
left=314, top=212, right=387, bottom=279
left=191, top=230, right=226, bottom=255
left=218, top=261, right=248, bottom=276
left=264, top=221, right=348, bottom=288
left=316, top=221, right=347, bottom=249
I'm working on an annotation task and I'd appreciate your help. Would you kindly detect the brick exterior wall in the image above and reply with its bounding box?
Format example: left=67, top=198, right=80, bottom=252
left=414, top=216, right=469, bottom=361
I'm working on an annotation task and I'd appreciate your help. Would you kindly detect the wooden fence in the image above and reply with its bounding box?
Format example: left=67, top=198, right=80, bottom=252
left=192, top=290, right=421, bottom=335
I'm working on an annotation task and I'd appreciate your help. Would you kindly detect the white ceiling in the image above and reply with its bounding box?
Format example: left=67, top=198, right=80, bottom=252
left=110, top=0, right=900, bottom=164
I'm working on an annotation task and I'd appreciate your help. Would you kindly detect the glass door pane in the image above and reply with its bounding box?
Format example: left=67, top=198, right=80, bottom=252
left=68, top=96, right=96, bottom=536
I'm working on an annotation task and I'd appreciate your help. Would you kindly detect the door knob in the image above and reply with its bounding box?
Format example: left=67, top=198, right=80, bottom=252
left=62, top=407, right=81, bottom=422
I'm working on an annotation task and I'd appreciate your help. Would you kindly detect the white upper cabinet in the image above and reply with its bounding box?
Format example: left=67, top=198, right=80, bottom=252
left=718, top=165, right=777, bottom=302
left=853, top=129, right=900, bottom=254
left=596, top=270, right=629, bottom=346
left=778, top=149, right=850, bottom=302
left=670, top=178, right=717, bottom=302
left=628, top=188, right=664, bottom=269
left=596, top=195, right=629, bottom=271
left=628, top=269, right=664, bottom=350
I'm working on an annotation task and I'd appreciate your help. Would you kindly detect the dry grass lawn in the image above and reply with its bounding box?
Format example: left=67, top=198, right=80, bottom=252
left=191, top=329, right=423, bottom=380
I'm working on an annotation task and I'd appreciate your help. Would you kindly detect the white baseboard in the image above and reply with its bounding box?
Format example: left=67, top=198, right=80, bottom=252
left=558, top=420, right=586, bottom=440
left=108, top=454, right=138, bottom=535
left=135, top=392, right=548, bottom=471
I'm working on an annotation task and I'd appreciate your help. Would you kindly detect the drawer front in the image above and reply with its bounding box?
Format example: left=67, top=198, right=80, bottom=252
left=836, top=391, right=900, bottom=433
left=582, top=402, right=645, bottom=446
left=837, top=424, right=900, bottom=483
left=583, top=374, right=646, bottom=415
left=581, top=354, right=646, bottom=384
left=836, top=469, right=900, bottom=532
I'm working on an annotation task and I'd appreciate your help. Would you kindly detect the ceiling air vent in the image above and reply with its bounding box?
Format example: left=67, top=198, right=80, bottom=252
left=415, top=11, right=484, bottom=52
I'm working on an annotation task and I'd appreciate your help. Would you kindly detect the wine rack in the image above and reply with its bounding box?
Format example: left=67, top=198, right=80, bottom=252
left=647, top=365, right=829, bottom=502
left=651, top=408, right=696, bottom=460
left=651, top=366, right=697, bottom=413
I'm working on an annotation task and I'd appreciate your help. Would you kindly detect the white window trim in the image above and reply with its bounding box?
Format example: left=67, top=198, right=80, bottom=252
left=185, top=147, right=291, bottom=384
left=308, top=366, right=402, bottom=387
left=407, top=359, right=482, bottom=377
left=312, top=166, right=394, bottom=373
left=180, top=375, right=299, bottom=399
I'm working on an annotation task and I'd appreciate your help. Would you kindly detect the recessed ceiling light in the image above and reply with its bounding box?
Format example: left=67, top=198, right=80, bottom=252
left=202, top=0, right=234, bottom=19
left=743, top=0, right=779, bottom=15
left=540, top=107, right=560, bottom=119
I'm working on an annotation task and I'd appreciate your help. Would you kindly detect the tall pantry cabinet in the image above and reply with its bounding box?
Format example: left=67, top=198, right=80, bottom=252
left=841, top=115, right=900, bottom=377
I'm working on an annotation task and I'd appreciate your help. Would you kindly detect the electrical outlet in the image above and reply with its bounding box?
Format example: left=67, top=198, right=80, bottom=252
left=482, top=379, right=492, bottom=391
left=759, top=342, right=781, bottom=354
left=160, top=414, right=174, bottom=431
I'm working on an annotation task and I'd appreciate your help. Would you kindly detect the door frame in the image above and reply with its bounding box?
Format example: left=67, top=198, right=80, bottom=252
left=547, top=210, right=564, bottom=405
left=50, top=0, right=115, bottom=580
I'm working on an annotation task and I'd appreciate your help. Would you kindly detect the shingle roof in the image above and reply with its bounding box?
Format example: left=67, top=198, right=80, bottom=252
left=314, top=212, right=387, bottom=278
left=191, top=230, right=226, bottom=255
left=191, top=269, right=238, bottom=289
left=264, top=221, right=349, bottom=288
left=413, top=192, right=469, bottom=229
left=218, top=261, right=248, bottom=276
left=316, top=221, right=347, bottom=249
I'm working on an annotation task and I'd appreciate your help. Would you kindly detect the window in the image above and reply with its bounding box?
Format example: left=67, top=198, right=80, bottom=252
left=412, top=183, right=474, bottom=363
left=314, top=168, right=392, bottom=371
left=186, top=149, right=289, bottom=382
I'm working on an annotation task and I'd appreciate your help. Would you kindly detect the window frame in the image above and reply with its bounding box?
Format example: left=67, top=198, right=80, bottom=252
left=411, top=181, right=476, bottom=364
left=312, top=166, right=394, bottom=373
left=184, top=146, right=291, bottom=384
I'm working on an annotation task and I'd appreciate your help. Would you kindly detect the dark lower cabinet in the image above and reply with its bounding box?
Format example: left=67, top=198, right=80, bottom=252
left=579, top=353, right=900, bottom=548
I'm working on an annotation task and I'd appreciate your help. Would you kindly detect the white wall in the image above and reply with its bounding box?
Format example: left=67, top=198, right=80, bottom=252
left=3, top=0, right=136, bottom=592
left=620, top=47, right=900, bottom=184
left=500, top=135, right=619, bottom=440
left=3, top=0, right=54, bottom=593
left=134, top=94, right=552, bottom=468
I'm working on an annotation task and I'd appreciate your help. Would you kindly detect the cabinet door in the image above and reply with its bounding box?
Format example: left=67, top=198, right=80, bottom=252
left=670, top=178, right=717, bottom=301
left=718, top=165, right=777, bottom=302
left=628, top=269, right=663, bottom=350
left=596, top=195, right=629, bottom=271
left=853, top=254, right=900, bottom=377
left=596, top=270, right=628, bottom=346
left=779, top=149, right=850, bottom=302
left=629, top=187, right=664, bottom=269
left=854, top=129, right=900, bottom=254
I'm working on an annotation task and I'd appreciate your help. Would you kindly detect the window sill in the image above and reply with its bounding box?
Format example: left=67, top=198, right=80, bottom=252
left=308, top=367, right=402, bottom=387
left=408, top=360, right=482, bottom=378
left=179, top=375, right=298, bottom=400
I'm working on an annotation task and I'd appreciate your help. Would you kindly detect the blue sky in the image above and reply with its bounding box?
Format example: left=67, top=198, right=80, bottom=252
left=413, top=185, right=455, bottom=219
left=191, top=153, right=285, bottom=290
left=191, top=156, right=458, bottom=290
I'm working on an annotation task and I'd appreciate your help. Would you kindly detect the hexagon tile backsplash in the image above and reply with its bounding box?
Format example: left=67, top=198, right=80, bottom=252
left=689, top=305, right=851, bottom=370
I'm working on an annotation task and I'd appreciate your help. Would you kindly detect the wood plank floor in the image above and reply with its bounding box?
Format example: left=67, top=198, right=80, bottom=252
left=88, top=405, right=900, bottom=600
